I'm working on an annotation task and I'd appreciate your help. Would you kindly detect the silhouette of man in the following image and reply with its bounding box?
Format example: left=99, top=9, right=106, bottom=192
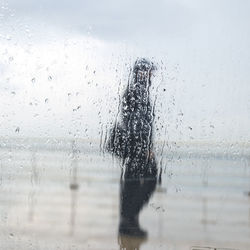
left=107, top=58, right=158, bottom=238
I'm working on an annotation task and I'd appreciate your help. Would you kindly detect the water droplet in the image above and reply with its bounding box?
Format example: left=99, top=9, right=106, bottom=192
left=45, top=98, right=49, bottom=103
left=15, top=127, right=20, bottom=133
left=31, top=78, right=36, bottom=83
left=48, top=76, right=52, bottom=81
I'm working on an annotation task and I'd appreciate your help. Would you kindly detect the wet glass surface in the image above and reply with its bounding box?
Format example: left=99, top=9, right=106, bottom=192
left=1, top=0, right=250, bottom=249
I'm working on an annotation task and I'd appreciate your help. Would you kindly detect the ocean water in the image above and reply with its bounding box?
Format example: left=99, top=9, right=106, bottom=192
left=0, top=138, right=249, bottom=250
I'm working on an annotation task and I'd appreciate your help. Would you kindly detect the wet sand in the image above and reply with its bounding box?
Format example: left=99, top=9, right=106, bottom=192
left=0, top=140, right=250, bottom=250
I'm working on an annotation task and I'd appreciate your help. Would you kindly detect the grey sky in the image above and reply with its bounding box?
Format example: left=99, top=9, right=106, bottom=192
left=0, top=0, right=250, bottom=142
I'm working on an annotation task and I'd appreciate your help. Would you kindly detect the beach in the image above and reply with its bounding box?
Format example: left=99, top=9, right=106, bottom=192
left=0, top=138, right=249, bottom=250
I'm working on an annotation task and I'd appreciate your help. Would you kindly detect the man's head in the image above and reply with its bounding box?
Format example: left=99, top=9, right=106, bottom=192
left=133, top=58, right=156, bottom=84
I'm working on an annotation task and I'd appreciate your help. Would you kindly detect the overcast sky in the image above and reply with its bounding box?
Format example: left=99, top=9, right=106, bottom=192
left=0, top=0, right=250, bottom=143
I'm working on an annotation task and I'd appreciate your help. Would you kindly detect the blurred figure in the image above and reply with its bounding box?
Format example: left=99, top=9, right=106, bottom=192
left=119, top=160, right=157, bottom=238
left=107, top=58, right=156, bottom=171
left=107, top=58, right=158, bottom=240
